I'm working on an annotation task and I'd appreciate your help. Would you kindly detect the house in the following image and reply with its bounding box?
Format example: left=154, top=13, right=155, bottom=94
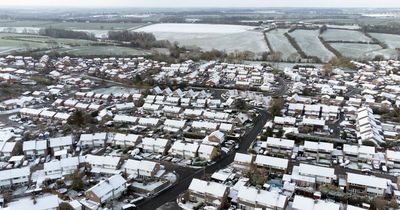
left=122, top=159, right=160, bottom=180
left=233, top=153, right=255, bottom=172
left=5, top=194, right=60, bottom=210
left=43, top=157, right=79, bottom=179
left=261, top=137, right=294, bottom=157
left=141, top=137, right=170, bottom=155
left=138, top=117, right=160, bottom=127
left=303, top=141, right=333, bottom=161
left=187, top=178, right=229, bottom=210
left=79, top=132, right=107, bottom=148
left=85, top=155, right=122, bottom=175
left=198, top=144, right=219, bottom=161
left=1, top=142, right=18, bottom=157
left=356, top=107, right=384, bottom=145
left=346, top=173, right=392, bottom=196
left=113, top=115, right=138, bottom=124
left=292, top=195, right=340, bottom=210
left=254, top=155, right=289, bottom=174
left=49, top=136, right=73, bottom=153
left=85, top=174, right=127, bottom=204
left=386, top=150, right=400, bottom=169
left=287, top=103, right=304, bottom=116
left=237, top=186, right=288, bottom=210
left=203, top=130, right=225, bottom=145
left=23, top=140, right=47, bottom=157
left=274, top=116, right=296, bottom=126
left=287, top=163, right=336, bottom=187
left=343, top=144, right=375, bottom=162
left=163, top=119, right=186, bottom=133
left=170, top=141, right=199, bottom=159
left=0, top=167, right=31, bottom=188
left=192, top=121, right=219, bottom=132
left=112, top=133, right=141, bottom=147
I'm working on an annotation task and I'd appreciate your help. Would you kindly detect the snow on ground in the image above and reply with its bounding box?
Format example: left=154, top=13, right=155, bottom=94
left=291, top=29, right=335, bottom=62
left=265, top=29, right=298, bottom=60
left=322, top=29, right=372, bottom=42
left=370, top=33, right=400, bottom=49
left=136, top=23, right=254, bottom=34
left=136, top=23, right=268, bottom=53
left=330, top=43, right=382, bottom=59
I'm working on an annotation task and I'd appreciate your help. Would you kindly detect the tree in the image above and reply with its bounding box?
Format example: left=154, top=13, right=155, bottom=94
left=70, top=169, right=84, bottom=191
left=341, top=132, right=348, bottom=140
left=268, top=97, right=284, bottom=118
left=276, top=128, right=284, bottom=138
left=235, top=99, right=248, bottom=111
left=322, top=63, right=333, bottom=76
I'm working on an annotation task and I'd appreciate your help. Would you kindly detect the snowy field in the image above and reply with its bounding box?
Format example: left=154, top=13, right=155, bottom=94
left=330, top=43, right=382, bottom=59
left=322, top=29, right=372, bottom=42
left=326, top=24, right=361, bottom=30
left=265, top=29, right=298, bottom=60
left=291, top=30, right=335, bottom=62
left=370, top=33, right=400, bottom=49
left=135, top=23, right=268, bottom=53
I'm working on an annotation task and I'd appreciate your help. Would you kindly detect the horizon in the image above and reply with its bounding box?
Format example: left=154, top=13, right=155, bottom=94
left=1, top=0, right=400, bottom=9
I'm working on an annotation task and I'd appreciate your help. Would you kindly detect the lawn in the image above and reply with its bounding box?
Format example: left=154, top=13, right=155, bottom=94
left=265, top=29, right=298, bottom=60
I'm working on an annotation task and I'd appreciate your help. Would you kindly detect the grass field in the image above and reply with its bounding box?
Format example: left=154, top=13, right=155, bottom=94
left=0, top=20, right=146, bottom=30
left=322, top=29, right=372, bottom=42
left=370, top=33, right=400, bottom=49
left=53, top=46, right=152, bottom=56
left=330, top=43, right=382, bottom=59
left=291, top=29, right=335, bottom=62
left=265, top=29, right=298, bottom=60
left=136, top=23, right=268, bottom=53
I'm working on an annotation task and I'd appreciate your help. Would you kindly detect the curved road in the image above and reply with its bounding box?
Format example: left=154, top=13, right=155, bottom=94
left=137, top=109, right=268, bottom=210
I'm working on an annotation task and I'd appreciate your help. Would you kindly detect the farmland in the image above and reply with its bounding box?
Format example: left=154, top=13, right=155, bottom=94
left=321, top=29, right=372, bottom=42
left=370, top=33, right=400, bottom=49
left=0, top=33, right=155, bottom=57
left=135, top=23, right=268, bottom=54
left=330, top=43, right=382, bottom=59
left=265, top=29, right=298, bottom=61
left=291, top=29, right=335, bottom=63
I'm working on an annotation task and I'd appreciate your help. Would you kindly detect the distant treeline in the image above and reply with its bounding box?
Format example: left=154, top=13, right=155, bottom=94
left=39, top=28, right=96, bottom=40
left=108, top=30, right=171, bottom=49
left=362, top=24, right=400, bottom=35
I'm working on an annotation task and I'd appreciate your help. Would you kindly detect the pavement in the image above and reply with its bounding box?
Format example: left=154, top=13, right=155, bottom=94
left=138, top=109, right=268, bottom=210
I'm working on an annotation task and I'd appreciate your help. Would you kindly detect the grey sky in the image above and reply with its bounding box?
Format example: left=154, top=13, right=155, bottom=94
left=1, top=0, right=400, bottom=8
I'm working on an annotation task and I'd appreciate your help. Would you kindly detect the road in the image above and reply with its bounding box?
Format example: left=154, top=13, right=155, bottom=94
left=137, top=109, right=268, bottom=210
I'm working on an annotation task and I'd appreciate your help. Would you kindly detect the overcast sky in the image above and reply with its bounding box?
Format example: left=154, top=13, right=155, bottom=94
left=1, top=0, right=400, bottom=8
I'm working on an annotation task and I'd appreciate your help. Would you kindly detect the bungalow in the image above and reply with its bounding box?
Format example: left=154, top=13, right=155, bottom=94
left=346, top=173, right=392, bottom=196
left=188, top=178, right=229, bottom=210
left=85, top=155, right=122, bottom=175
left=141, top=137, right=170, bottom=155
left=254, top=155, right=289, bottom=174
left=85, top=174, right=127, bottom=204
left=237, top=186, right=288, bottom=210
left=233, top=153, right=255, bottom=172
left=122, top=159, right=160, bottom=180
left=112, top=133, right=141, bottom=148
left=79, top=132, right=107, bottom=148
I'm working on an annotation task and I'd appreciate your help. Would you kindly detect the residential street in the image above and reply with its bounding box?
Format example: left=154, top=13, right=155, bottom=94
left=138, top=109, right=268, bottom=210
